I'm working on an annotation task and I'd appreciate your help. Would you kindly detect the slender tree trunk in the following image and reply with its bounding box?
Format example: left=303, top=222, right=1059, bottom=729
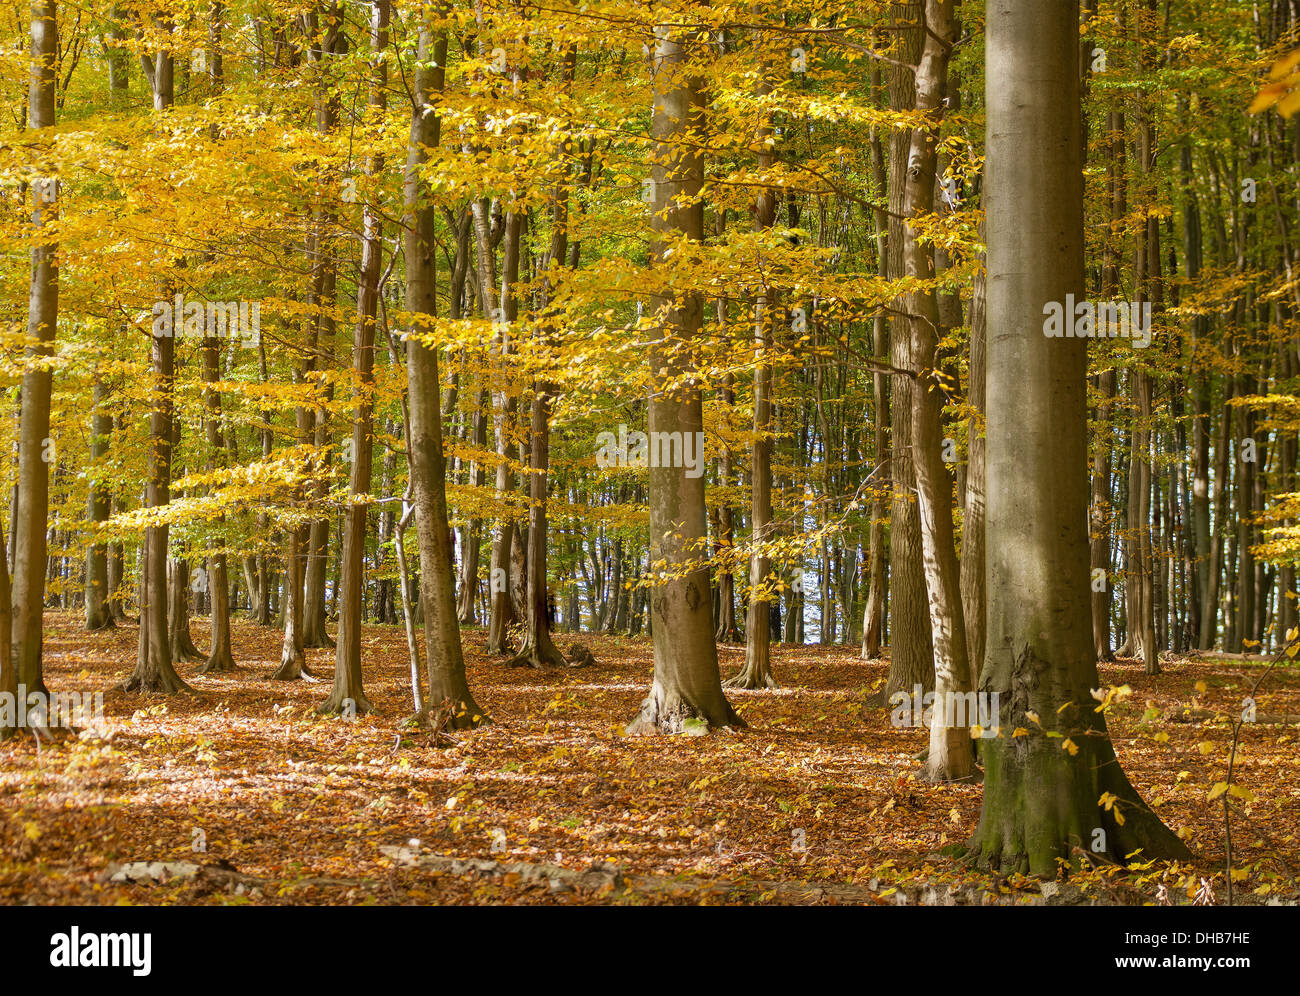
left=123, top=20, right=190, bottom=695
left=730, top=58, right=778, bottom=691
left=167, top=559, right=204, bottom=663
left=862, top=67, right=890, bottom=660
left=882, top=1, right=934, bottom=703
left=0, top=529, right=16, bottom=739
left=903, top=0, right=974, bottom=782
left=85, top=376, right=113, bottom=631
left=404, top=24, right=487, bottom=728
left=506, top=49, right=576, bottom=670
left=959, top=226, right=987, bottom=690
left=12, top=0, right=61, bottom=700
left=323, top=0, right=389, bottom=714
left=271, top=526, right=311, bottom=679
left=483, top=211, right=520, bottom=655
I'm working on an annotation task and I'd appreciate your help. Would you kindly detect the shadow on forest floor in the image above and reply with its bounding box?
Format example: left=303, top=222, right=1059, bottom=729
left=3, top=611, right=1297, bottom=905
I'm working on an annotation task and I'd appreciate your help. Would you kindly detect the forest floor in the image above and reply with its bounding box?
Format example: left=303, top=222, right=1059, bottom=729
left=3, top=611, right=1299, bottom=906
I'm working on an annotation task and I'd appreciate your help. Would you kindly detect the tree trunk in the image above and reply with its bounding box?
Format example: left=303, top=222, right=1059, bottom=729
left=969, top=0, right=1187, bottom=873
left=903, top=0, right=974, bottom=783
left=506, top=50, right=575, bottom=670
left=730, top=61, right=778, bottom=691
left=627, top=9, right=742, bottom=734
left=122, top=21, right=190, bottom=696
left=85, top=375, right=114, bottom=631
left=404, top=23, right=487, bottom=728
left=271, top=526, right=311, bottom=679
left=323, top=0, right=388, bottom=715
left=478, top=198, right=519, bottom=655
left=167, top=559, right=204, bottom=663
left=12, top=0, right=60, bottom=700
left=882, top=1, right=934, bottom=703
left=959, top=228, right=986, bottom=688
left=862, top=67, right=890, bottom=660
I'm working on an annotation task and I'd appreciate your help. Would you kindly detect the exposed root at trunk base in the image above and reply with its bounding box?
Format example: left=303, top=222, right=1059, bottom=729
left=196, top=653, right=237, bottom=675
left=503, top=637, right=569, bottom=670
left=318, top=689, right=375, bottom=717
left=404, top=695, right=491, bottom=733
left=118, top=670, right=196, bottom=695
left=625, top=681, right=746, bottom=736
left=565, top=643, right=596, bottom=667
left=966, top=735, right=1191, bottom=877
left=269, top=656, right=321, bottom=682
left=723, top=667, right=778, bottom=690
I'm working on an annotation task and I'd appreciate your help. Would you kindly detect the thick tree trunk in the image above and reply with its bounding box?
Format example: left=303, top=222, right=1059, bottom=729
left=969, top=0, right=1187, bottom=873
left=627, top=9, right=741, bottom=734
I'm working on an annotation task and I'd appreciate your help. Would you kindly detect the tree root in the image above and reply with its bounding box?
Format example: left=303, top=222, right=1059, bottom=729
left=723, top=668, right=778, bottom=690
left=318, top=689, right=375, bottom=717
left=196, top=653, right=237, bottom=675
left=625, top=682, right=745, bottom=736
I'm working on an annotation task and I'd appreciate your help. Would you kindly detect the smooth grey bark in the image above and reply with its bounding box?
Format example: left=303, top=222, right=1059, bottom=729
left=324, top=0, right=388, bottom=715
left=404, top=24, right=487, bottom=729
left=904, top=0, right=974, bottom=783
left=862, top=60, right=890, bottom=660
left=12, top=0, right=60, bottom=699
left=167, top=559, right=204, bottom=663
left=479, top=200, right=519, bottom=655
left=730, top=64, right=778, bottom=691
left=882, top=1, right=934, bottom=703
left=959, top=230, right=986, bottom=688
left=85, top=375, right=114, bottom=631
left=123, top=19, right=190, bottom=695
left=969, top=0, right=1187, bottom=874
left=627, top=9, right=742, bottom=734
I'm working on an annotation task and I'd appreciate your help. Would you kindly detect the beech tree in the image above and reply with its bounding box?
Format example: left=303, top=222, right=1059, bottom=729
left=627, top=7, right=741, bottom=734
left=969, top=0, right=1188, bottom=872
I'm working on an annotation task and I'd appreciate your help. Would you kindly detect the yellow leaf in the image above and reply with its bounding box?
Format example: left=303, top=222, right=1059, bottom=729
left=1062, top=737, right=1079, bottom=756
left=1207, top=782, right=1228, bottom=801
left=1269, top=49, right=1300, bottom=81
